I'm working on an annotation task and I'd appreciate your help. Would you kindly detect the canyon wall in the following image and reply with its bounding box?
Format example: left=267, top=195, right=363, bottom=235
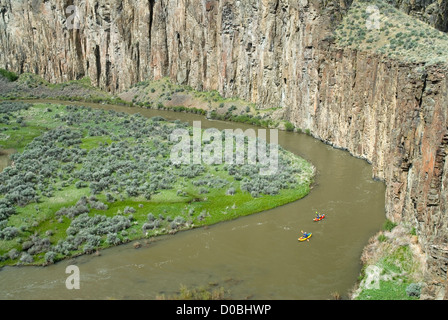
left=386, top=0, right=448, bottom=32
left=311, top=47, right=448, bottom=299
left=0, top=0, right=447, bottom=298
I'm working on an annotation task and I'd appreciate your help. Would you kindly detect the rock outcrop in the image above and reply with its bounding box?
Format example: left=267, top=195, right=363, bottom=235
left=310, top=47, right=448, bottom=299
left=0, top=0, right=447, bottom=298
left=385, top=0, right=448, bottom=32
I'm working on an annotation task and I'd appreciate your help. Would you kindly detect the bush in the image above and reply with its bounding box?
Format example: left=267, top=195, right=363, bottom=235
left=142, top=222, right=155, bottom=231
left=377, top=234, right=387, bottom=242
left=0, top=68, right=18, bottom=82
left=64, top=213, right=132, bottom=254
left=19, top=252, right=34, bottom=264
left=199, top=187, right=209, bottom=194
left=151, top=116, right=166, bottom=121
left=75, top=181, right=87, bottom=189
left=383, top=219, right=397, bottom=232
left=53, top=239, right=77, bottom=255
left=106, top=233, right=121, bottom=246
left=89, top=200, right=108, bottom=210
left=86, top=234, right=101, bottom=247
left=0, top=199, right=16, bottom=221
left=124, top=206, right=136, bottom=214
left=284, top=121, right=295, bottom=132
left=21, top=240, right=33, bottom=251
left=173, top=216, right=186, bottom=227
left=0, top=226, right=19, bottom=240
left=83, top=243, right=95, bottom=253
left=106, top=193, right=116, bottom=203
left=169, top=221, right=178, bottom=230
left=406, top=283, right=421, bottom=298
left=56, top=198, right=90, bottom=219
left=44, top=251, right=57, bottom=264
left=26, top=236, right=51, bottom=255
left=8, top=248, right=19, bottom=260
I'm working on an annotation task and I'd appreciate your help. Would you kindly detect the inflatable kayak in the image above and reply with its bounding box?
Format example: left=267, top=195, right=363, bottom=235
left=313, top=214, right=326, bottom=222
left=298, top=233, right=312, bottom=242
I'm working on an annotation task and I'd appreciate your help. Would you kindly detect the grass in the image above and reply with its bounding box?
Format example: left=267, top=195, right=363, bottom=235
left=0, top=103, right=67, bottom=151
left=284, top=121, right=295, bottom=132
left=79, top=136, right=114, bottom=150
left=0, top=125, right=46, bottom=152
left=334, top=0, right=448, bottom=66
left=355, top=245, right=420, bottom=300
left=383, top=219, right=397, bottom=232
left=356, top=278, right=415, bottom=300
left=353, top=224, right=424, bottom=300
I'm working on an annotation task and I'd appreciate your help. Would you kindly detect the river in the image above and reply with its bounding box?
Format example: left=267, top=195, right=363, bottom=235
left=0, top=102, right=386, bottom=299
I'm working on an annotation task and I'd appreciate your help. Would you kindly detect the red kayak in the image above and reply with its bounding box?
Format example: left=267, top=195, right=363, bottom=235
left=313, top=214, right=325, bottom=222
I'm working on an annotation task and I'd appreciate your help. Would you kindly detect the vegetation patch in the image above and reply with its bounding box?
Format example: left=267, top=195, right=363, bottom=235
left=1, top=75, right=301, bottom=134
left=351, top=223, right=425, bottom=300
left=0, top=102, right=314, bottom=267
left=119, top=77, right=299, bottom=132
left=334, top=0, right=448, bottom=66
left=0, top=69, right=19, bottom=82
left=0, top=73, right=130, bottom=106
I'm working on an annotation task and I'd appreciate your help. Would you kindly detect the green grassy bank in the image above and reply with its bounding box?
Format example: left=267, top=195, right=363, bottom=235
left=0, top=102, right=314, bottom=267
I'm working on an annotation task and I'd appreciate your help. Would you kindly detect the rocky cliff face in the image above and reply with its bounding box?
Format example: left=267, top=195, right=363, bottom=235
left=0, top=0, right=341, bottom=98
left=0, top=0, right=447, bottom=298
left=0, top=0, right=154, bottom=92
left=386, top=0, right=448, bottom=32
left=310, top=48, right=448, bottom=299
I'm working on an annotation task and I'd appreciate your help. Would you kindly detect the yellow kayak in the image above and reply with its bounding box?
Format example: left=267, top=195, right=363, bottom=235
left=298, top=233, right=312, bottom=242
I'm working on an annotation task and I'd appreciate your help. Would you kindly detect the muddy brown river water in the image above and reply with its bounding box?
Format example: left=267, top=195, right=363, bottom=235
left=0, top=102, right=386, bottom=299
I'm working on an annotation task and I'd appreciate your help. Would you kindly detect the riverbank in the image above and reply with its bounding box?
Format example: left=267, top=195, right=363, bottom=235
left=0, top=73, right=300, bottom=134
left=0, top=101, right=315, bottom=268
